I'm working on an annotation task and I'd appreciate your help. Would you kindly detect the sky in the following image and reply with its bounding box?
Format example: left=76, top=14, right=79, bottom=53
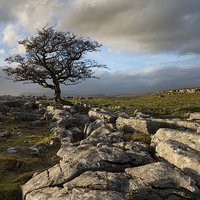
left=0, top=0, right=200, bottom=97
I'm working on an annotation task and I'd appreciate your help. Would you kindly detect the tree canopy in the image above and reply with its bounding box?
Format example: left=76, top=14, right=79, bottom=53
left=3, top=26, right=107, bottom=104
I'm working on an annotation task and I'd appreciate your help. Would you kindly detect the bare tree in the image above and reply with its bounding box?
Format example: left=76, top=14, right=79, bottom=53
left=3, top=26, right=107, bottom=105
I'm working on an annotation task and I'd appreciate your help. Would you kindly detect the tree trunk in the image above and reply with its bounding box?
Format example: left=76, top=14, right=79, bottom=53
left=54, top=83, right=72, bottom=106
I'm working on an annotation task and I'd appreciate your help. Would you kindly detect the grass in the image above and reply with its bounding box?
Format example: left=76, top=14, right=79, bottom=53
left=1, top=89, right=200, bottom=199
left=0, top=113, right=61, bottom=200
left=72, top=92, right=200, bottom=119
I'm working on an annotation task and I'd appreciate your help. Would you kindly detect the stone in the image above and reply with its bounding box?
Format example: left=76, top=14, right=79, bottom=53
left=17, top=132, right=24, bottom=136
left=68, top=188, right=127, bottom=200
left=24, top=186, right=70, bottom=200
left=7, top=147, right=17, bottom=153
left=63, top=105, right=77, bottom=113
left=88, top=108, right=117, bottom=123
left=21, top=104, right=200, bottom=200
left=64, top=171, right=130, bottom=192
left=116, top=117, right=160, bottom=135
left=31, top=120, right=42, bottom=126
left=24, top=101, right=38, bottom=110
left=187, top=112, right=200, bottom=120
left=69, top=127, right=83, bottom=142
left=84, top=119, right=105, bottom=137
left=113, top=141, right=151, bottom=153
left=156, top=139, right=200, bottom=186
left=0, top=131, right=12, bottom=137
left=125, top=162, right=200, bottom=199
left=22, top=144, right=132, bottom=196
left=51, top=126, right=68, bottom=137
left=81, top=127, right=124, bottom=146
left=151, top=128, right=200, bottom=151
left=74, top=113, right=90, bottom=127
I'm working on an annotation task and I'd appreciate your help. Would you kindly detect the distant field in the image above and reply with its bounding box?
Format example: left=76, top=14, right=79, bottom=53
left=74, top=90, right=200, bottom=119
left=78, top=92, right=154, bottom=99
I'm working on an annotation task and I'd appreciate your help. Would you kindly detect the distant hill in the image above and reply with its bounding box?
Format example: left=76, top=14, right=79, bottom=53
left=78, top=92, right=154, bottom=99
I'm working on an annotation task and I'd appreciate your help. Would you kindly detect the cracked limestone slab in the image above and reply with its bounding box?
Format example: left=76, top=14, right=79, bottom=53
left=156, top=139, right=200, bottom=186
left=125, top=162, right=200, bottom=199
left=24, top=186, right=69, bottom=200
left=22, top=144, right=132, bottom=198
left=151, top=128, right=200, bottom=151
left=68, top=188, right=127, bottom=200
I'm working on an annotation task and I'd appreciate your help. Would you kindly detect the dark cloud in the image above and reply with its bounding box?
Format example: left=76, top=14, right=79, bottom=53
left=62, top=0, right=200, bottom=55
left=1, top=62, right=200, bottom=96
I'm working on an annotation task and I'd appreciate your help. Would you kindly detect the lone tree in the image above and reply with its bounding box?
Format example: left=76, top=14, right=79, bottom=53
left=3, top=26, right=106, bottom=105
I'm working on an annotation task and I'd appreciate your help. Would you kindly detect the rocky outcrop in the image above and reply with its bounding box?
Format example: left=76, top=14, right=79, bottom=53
left=19, top=105, right=200, bottom=200
left=152, top=128, right=200, bottom=187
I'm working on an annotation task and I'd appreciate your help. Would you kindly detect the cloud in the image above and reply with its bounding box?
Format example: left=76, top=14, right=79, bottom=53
left=80, top=65, right=200, bottom=95
left=0, top=49, right=5, bottom=54
left=61, top=0, right=200, bottom=55
left=1, top=58, right=200, bottom=96
left=1, top=0, right=200, bottom=55
left=2, top=25, right=22, bottom=45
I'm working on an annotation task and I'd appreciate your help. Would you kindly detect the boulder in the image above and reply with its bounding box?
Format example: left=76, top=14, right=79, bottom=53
left=0, top=131, right=12, bottom=137
left=22, top=144, right=132, bottom=196
left=151, top=128, right=200, bottom=151
left=116, top=117, right=160, bottom=135
left=186, top=112, right=200, bottom=120
left=7, top=147, right=17, bottom=154
left=74, top=113, right=90, bottom=127
left=125, top=162, right=200, bottom=199
left=81, top=127, right=124, bottom=146
left=88, top=108, right=117, bottom=123
left=156, top=139, right=200, bottom=186
left=63, top=105, right=77, bottom=113
left=84, top=119, right=105, bottom=137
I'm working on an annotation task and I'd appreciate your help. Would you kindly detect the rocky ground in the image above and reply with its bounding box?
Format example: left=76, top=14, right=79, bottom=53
left=1, top=95, right=200, bottom=200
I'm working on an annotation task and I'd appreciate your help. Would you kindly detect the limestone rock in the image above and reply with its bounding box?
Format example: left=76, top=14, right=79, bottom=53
left=151, top=128, right=200, bottom=151
left=81, top=127, right=124, bottom=146
left=126, top=162, right=200, bottom=199
left=21, top=104, right=200, bottom=200
left=186, top=112, right=200, bottom=120
left=88, top=108, right=117, bottom=123
left=116, top=117, right=160, bottom=134
left=68, top=188, right=127, bottom=200
left=84, top=119, right=105, bottom=137
left=0, top=131, right=12, bottom=137
left=24, top=186, right=69, bottom=200
left=7, top=147, right=17, bottom=153
left=74, top=113, right=90, bottom=127
left=156, top=140, right=200, bottom=186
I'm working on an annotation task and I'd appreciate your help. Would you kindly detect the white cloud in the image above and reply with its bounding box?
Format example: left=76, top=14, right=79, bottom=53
left=0, top=49, right=5, bottom=54
left=1, top=0, right=200, bottom=55
left=10, top=44, right=26, bottom=54
left=2, top=25, right=22, bottom=45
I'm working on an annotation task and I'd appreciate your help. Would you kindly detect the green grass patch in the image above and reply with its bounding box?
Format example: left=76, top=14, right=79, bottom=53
left=72, top=92, right=200, bottom=119
left=130, top=133, right=151, bottom=145
left=0, top=112, right=61, bottom=200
